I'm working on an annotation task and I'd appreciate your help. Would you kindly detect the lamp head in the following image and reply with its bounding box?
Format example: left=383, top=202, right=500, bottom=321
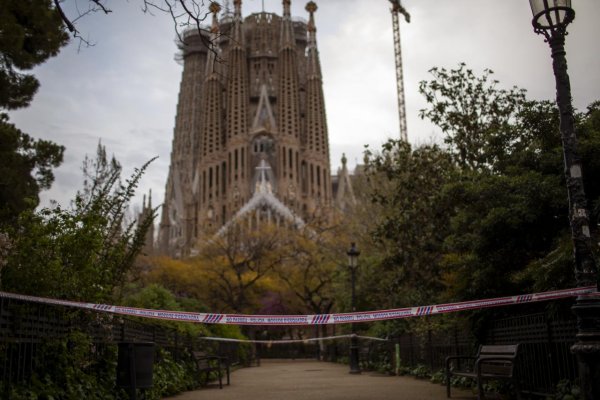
left=347, top=242, right=360, bottom=269
left=530, top=0, right=574, bottom=38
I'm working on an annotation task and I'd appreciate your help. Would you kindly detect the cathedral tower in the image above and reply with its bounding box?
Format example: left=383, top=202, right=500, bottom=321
left=159, top=1, right=331, bottom=257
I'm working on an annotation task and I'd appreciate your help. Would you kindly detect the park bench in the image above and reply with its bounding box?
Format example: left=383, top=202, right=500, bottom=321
left=445, top=344, right=521, bottom=400
left=192, top=351, right=230, bottom=389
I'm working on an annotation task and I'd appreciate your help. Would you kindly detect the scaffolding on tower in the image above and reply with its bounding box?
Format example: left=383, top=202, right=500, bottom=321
left=390, top=0, right=410, bottom=142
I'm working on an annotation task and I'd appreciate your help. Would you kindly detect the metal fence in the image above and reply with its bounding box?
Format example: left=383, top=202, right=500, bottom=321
left=484, top=312, right=578, bottom=396
left=394, top=311, right=578, bottom=396
left=396, top=326, right=477, bottom=373
left=0, top=295, right=246, bottom=388
left=1, top=294, right=580, bottom=396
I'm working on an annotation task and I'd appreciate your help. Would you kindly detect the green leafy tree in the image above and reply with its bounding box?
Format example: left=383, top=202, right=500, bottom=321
left=418, top=64, right=600, bottom=300
left=194, top=223, right=286, bottom=313
left=1, top=144, right=156, bottom=302
left=361, top=140, right=457, bottom=308
left=0, top=1, right=68, bottom=225
left=0, top=0, right=68, bottom=110
left=419, top=63, right=526, bottom=171
left=0, top=116, right=64, bottom=225
left=441, top=170, right=567, bottom=300
left=276, top=221, right=345, bottom=317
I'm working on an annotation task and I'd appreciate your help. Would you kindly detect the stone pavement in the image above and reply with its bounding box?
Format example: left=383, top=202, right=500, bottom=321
left=167, top=359, right=476, bottom=400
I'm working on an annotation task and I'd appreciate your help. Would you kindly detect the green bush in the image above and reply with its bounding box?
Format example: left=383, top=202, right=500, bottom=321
left=411, top=364, right=430, bottom=379
left=430, top=369, right=446, bottom=384
left=145, top=348, right=199, bottom=399
left=1, top=332, right=119, bottom=400
left=550, top=380, right=581, bottom=400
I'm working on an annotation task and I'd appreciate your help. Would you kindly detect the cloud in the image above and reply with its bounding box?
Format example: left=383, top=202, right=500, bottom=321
left=7, top=0, right=600, bottom=215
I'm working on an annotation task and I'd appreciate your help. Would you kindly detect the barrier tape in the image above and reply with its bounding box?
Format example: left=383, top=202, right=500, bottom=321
left=197, top=334, right=389, bottom=344
left=0, top=286, right=596, bottom=326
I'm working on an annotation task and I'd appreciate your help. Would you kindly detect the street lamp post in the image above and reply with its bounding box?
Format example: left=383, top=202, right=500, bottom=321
left=529, top=1, right=600, bottom=398
left=347, top=242, right=361, bottom=374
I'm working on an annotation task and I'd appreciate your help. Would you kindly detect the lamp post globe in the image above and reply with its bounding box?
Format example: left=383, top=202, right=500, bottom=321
left=347, top=242, right=361, bottom=374
left=529, top=2, right=600, bottom=398
left=530, top=0, right=574, bottom=36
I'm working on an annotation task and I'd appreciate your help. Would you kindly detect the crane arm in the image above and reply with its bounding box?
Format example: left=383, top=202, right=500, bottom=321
left=389, top=0, right=410, bottom=23
left=389, top=0, right=409, bottom=142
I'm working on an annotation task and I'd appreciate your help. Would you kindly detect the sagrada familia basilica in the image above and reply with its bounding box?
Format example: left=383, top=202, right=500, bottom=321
left=151, top=0, right=355, bottom=258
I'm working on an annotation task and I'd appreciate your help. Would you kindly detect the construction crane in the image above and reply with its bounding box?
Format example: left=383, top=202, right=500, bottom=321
left=389, top=0, right=410, bottom=142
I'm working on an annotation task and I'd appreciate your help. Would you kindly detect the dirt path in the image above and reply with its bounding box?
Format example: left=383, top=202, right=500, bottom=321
left=167, top=359, right=475, bottom=400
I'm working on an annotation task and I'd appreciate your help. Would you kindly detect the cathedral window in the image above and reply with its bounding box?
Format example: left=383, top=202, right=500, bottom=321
left=288, top=148, right=293, bottom=178
left=209, top=167, right=213, bottom=199
left=241, top=148, right=245, bottom=178
left=222, top=162, right=227, bottom=196
left=296, top=152, right=299, bottom=184
left=316, top=165, right=321, bottom=187
left=301, top=161, right=307, bottom=194
left=282, top=147, right=286, bottom=174
left=228, top=152, right=232, bottom=184
left=203, top=170, right=207, bottom=203
left=216, top=165, right=220, bottom=196
left=194, top=203, right=198, bottom=237
left=310, top=163, right=314, bottom=195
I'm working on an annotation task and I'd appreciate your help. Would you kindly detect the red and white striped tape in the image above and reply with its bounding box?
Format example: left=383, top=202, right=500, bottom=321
left=197, top=334, right=389, bottom=344
left=0, top=286, right=596, bottom=326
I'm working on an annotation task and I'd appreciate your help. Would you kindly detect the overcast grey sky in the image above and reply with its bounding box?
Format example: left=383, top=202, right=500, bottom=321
left=8, top=0, right=600, bottom=214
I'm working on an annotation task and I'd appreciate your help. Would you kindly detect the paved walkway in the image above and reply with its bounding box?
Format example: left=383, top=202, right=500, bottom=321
left=167, top=359, right=475, bottom=400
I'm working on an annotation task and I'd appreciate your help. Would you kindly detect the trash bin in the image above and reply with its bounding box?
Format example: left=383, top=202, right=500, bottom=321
left=116, top=342, right=155, bottom=398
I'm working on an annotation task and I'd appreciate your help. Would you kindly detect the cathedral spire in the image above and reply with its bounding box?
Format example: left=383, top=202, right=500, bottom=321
left=226, top=0, right=249, bottom=141
left=205, top=2, right=222, bottom=76
left=335, top=153, right=356, bottom=211
left=305, top=1, right=321, bottom=78
left=202, top=1, right=224, bottom=156
left=304, top=0, right=330, bottom=179
left=231, top=0, right=244, bottom=44
left=283, top=0, right=291, bottom=16
left=278, top=0, right=301, bottom=138
left=280, top=0, right=294, bottom=50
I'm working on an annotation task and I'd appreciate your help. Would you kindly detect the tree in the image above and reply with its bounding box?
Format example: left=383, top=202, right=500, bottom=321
left=514, top=101, right=600, bottom=293
left=52, top=1, right=218, bottom=50
left=362, top=140, right=457, bottom=307
left=144, top=256, right=214, bottom=308
left=0, top=1, right=68, bottom=225
left=0, top=0, right=220, bottom=111
left=418, top=63, right=600, bottom=300
left=418, top=63, right=526, bottom=171
left=276, top=225, right=339, bottom=317
left=0, top=0, right=68, bottom=110
left=440, top=169, right=567, bottom=300
left=0, top=116, right=64, bottom=225
left=0, top=144, right=156, bottom=302
left=193, top=223, right=286, bottom=313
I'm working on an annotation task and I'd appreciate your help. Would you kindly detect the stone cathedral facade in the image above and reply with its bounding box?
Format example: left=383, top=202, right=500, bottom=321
left=158, top=0, right=338, bottom=257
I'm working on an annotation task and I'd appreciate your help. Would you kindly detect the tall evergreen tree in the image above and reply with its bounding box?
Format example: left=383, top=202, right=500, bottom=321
left=0, top=0, right=68, bottom=225
left=0, top=0, right=68, bottom=110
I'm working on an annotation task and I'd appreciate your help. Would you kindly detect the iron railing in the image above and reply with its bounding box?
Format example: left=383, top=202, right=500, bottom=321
left=394, top=311, right=578, bottom=396
left=0, top=294, right=580, bottom=396
left=0, top=295, right=247, bottom=389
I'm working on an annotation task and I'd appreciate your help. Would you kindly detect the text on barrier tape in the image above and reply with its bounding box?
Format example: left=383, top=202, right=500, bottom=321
left=0, top=286, right=596, bottom=326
